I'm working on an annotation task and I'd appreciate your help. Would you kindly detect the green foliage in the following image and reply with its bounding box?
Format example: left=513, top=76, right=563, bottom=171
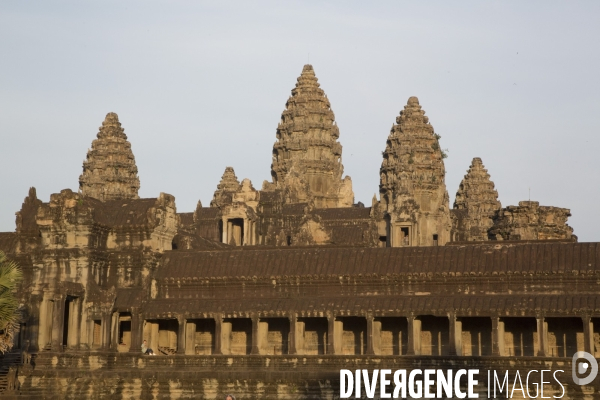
left=433, top=133, right=448, bottom=159
left=0, top=251, right=23, bottom=354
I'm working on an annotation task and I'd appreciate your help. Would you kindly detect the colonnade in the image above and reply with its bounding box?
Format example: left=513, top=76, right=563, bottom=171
left=24, top=295, right=597, bottom=358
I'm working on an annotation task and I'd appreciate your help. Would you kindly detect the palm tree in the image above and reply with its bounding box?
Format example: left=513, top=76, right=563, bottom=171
left=0, top=251, right=23, bottom=354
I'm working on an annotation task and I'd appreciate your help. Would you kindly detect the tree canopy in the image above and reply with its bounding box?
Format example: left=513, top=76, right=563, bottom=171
left=0, top=250, right=23, bottom=353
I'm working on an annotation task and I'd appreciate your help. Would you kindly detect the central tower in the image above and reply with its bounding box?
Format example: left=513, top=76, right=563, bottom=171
left=270, top=65, right=353, bottom=208
left=379, top=97, right=451, bottom=246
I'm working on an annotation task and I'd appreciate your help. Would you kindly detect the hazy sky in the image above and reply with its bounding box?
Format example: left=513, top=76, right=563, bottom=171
left=1, top=1, right=599, bottom=241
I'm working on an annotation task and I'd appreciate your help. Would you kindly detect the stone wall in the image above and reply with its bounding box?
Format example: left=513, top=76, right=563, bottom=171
left=6, top=352, right=599, bottom=399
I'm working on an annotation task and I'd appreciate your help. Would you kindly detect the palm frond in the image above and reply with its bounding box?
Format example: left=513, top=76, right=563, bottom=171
left=0, top=251, right=23, bottom=353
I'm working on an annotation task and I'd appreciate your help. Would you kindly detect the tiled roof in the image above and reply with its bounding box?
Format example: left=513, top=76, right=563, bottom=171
left=172, top=232, right=230, bottom=250
left=328, top=224, right=369, bottom=245
left=178, top=212, right=194, bottom=226
left=195, top=208, right=219, bottom=219
left=143, top=294, right=600, bottom=317
left=315, top=207, right=371, bottom=220
left=282, top=203, right=307, bottom=216
left=157, top=242, right=600, bottom=279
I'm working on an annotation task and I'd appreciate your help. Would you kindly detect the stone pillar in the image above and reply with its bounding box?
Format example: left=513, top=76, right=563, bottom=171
left=101, top=312, right=111, bottom=350
left=51, top=296, right=65, bottom=352
left=214, top=316, right=223, bottom=355
left=372, top=318, right=382, bottom=355
left=448, top=313, right=462, bottom=356
left=38, top=298, right=52, bottom=350
left=251, top=316, right=260, bottom=354
left=28, top=295, right=42, bottom=352
left=583, top=316, right=594, bottom=354
left=289, top=315, right=297, bottom=355
left=227, top=221, right=233, bottom=245
left=536, top=315, right=548, bottom=357
left=110, top=312, right=119, bottom=351
left=67, top=298, right=81, bottom=349
left=243, top=219, right=248, bottom=245
left=327, top=314, right=336, bottom=355
left=177, top=316, right=186, bottom=354
left=366, top=315, right=375, bottom=355
left=129, top=310, right=143, bottom=353
left=492, top=316, right=505, bottom=356
left=407, top=315, right=421, bottom=355
left=185, top=320, right=196, bottom=355
left=222, top=218, right=228, bottom=244
left=296, top=317, right=305, bottom=355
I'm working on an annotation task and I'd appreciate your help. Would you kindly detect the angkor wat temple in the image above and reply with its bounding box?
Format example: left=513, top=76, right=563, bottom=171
left=1, top=65, right=598, bottom=399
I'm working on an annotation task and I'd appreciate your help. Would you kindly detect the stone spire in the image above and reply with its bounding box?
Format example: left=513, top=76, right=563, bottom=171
left=270, top=64, right=353, bottom=208
left=79, top=113, right=140, bottom=201
left=452, top=158, right=501, bottom=241
left=454, top=158, right=501, bottom=212
left=210, top=167, right=240, bottom=207
left=379, top=96, right=450, bottom=246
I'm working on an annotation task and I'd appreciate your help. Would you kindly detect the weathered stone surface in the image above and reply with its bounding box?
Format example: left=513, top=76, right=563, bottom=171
left=7, top=352, right=593, bottom=399
left=270, top=65, right=353, bottom=208
left=490, top=200, right=574, bottom=241
left=79, top=113, right=140, bottom=201
left=451, top=157, right=501, bottom=241
left=210, top=166, right=240, bottom=208
left=378, top=96, right=451, bottom=247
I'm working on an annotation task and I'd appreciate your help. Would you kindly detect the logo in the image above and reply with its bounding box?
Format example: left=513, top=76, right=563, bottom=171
left=572, top=351, right=598, bottom=386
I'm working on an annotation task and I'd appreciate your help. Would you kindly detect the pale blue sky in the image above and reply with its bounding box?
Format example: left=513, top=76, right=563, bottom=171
left=1, top=1, right=599, bottom=240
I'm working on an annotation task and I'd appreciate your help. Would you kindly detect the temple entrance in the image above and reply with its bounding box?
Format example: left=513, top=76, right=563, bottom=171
left=503, top=317, right=536, bottom=356
left=420, top=316, right=449, bottom=356
left=185, top=319, right=215, bottom=355
left=259, top=318, right=289, bottom=355
left=92, top=320, right=102, bottom=348
left=222, top=318, right=251, bottom=355
left=299, top=318, right=327, bottom=355
left=158, top=320, right=178, bottom=354
left=401, top=227, right=410, bottom=246
left=227, top=218, right=244, bottom=246
left=460, top=317, right=492, bottom=356
left=338, top=317, right=367, bottom=355
left=392, top=225, right=411, bottom=247
left=117, top=313, right=132, bottom=352
left=547, top=317, right=583, bottom=357
left=377, top=317, right=408, bottom=355
left=143, top=319, right=179, bottom=355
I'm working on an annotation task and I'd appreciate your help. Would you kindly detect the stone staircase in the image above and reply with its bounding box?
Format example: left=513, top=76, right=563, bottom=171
left=0, top=350, right=21, bottom=393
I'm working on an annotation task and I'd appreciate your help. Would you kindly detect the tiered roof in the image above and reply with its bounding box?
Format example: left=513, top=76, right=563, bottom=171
left=79, top=113, right=140, bottom=201
left=380, top=97, right=448, bottom=208
left=270, top=65, right=353, bottom=207
left=210, top=166, right=240, bottom=207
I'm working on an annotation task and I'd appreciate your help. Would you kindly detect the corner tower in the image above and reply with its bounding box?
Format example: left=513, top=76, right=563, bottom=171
left=270, top=65, right=353, bottom=208
left=379, top=97, right=450, bottom=246
left=79, top=112, right=140, bottom=201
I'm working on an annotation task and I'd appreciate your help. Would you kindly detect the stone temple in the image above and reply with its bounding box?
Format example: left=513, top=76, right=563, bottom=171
left=0, top=65, right=597, bottom=399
